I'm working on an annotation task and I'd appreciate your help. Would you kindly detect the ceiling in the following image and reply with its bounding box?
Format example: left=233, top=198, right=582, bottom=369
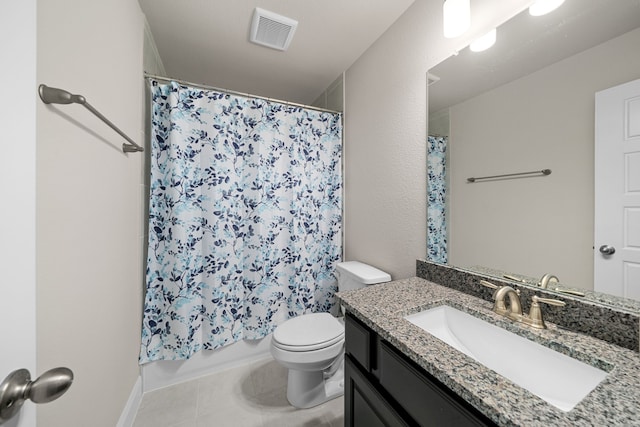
left=428, top=0, right=640, bottom=113
left=139, top=0, right=415, bottom=105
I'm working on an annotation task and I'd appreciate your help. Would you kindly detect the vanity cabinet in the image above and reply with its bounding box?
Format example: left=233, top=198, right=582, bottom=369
left=344, top=313, right=497, bottom=427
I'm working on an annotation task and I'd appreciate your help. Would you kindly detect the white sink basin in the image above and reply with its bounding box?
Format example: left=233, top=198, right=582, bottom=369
left=404, top=305, right=609, bottom=412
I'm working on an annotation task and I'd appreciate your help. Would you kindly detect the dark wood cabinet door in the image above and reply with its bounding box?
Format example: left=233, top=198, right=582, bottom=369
left=345, top=355, right=410, bottom=427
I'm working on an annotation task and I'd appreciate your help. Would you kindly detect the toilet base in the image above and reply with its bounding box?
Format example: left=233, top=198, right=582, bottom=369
left=286, top=357, right=345, bottom=409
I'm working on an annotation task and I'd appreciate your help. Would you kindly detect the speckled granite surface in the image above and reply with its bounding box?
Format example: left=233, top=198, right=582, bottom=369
left=338, top=277, right=640, bottom=427
left=416, top=259, right=640, bottom=351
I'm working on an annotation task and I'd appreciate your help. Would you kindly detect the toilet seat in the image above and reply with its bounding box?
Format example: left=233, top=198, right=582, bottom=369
left=272, top=312, right=345, bottom=352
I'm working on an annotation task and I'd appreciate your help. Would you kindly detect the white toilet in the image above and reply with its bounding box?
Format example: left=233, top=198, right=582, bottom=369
left=270, top=261, right=391, bottom=408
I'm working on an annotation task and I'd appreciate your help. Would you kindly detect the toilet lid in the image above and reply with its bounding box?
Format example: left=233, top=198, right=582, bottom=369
left=273, top=313, right=344, bottom=350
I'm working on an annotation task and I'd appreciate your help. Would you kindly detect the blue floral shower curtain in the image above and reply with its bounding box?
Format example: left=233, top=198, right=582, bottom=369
left=427, top=135, right=447, bottom=263
left=140, top=80, right=343, bottom=363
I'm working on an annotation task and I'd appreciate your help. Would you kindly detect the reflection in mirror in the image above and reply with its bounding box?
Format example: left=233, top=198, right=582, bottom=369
left=427, top=0, right=640, bottom=308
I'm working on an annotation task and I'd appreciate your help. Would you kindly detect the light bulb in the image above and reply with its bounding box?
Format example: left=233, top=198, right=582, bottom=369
left=470, top=28, right=496, bottom=52
left=529, top=0, right=565, bottom=17
left=443, top=0, right=470, bottom=38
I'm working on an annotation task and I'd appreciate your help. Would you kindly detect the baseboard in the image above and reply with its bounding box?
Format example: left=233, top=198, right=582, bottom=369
left=117, top=375, right=143, bottom=427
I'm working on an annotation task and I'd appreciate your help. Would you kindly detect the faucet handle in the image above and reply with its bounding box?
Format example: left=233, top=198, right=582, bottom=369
left=535, top=296, right=566, bottom=307
left=479, top=280, right=520, bottom=295
left=479, top=280, right=499, bottom=289
left=479, top=280, right=502, bottom=301
left=527, top=295, right=566, bottom=329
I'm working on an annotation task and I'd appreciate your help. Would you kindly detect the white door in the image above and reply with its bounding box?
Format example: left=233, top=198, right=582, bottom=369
left=0, top=2, right=38, bottom=426
left=594, top=78, right=640, bottom=300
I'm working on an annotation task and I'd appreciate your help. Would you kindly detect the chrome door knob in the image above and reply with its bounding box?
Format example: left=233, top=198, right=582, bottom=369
left=0, top=367, right=73, bottom=425
left=599, top=245, right=616, bottom=255
left=28, top=367, right=74, bottom=404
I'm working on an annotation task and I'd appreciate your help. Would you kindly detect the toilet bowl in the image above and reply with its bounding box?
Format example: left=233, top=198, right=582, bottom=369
left=271, top=312, right=345, bottom=408
left=270, top=261, right=391, bottom=408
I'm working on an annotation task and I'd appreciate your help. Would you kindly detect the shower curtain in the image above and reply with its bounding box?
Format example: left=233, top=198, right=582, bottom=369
left=427, top=135, right=447, bottom=263
left=140, top=80, right=343, bottom=363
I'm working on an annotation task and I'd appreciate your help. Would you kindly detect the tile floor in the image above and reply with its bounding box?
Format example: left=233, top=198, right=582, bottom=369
left=133, top=358, right=344, bottom=427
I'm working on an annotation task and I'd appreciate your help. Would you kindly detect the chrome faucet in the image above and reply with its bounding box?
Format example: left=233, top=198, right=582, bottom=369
left=492, top=285, right=523, bottom=321
left=480, top=280, right=566, bottom=329
left=539, top=273, right=559, bottom=289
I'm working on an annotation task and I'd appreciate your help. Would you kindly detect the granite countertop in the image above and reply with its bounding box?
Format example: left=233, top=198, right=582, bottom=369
left=337, top=277, right=640, bottom=426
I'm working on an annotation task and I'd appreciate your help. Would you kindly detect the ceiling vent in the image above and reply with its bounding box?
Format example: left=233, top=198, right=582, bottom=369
left=250, top=8, right=298, bottom=51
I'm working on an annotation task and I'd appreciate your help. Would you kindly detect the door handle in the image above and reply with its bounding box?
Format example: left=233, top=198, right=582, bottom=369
left=599, top=245, right=616, bottom=255
left=0, top=367, right=73, bottom=424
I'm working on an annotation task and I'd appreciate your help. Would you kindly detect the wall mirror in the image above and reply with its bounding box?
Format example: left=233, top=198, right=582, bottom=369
left=427, top=0, right=640, bottom=310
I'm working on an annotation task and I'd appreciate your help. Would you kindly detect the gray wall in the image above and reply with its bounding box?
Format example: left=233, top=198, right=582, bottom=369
left=36, top=0, right=146, bottom=425
left=312, top=74, right=344, bottom=112
left=343, top=0, right=429, bottom=280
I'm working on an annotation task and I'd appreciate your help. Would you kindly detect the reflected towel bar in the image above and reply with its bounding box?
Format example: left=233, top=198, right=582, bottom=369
left=38, top=84, right=144, bottom=153
left=467, top=169, right=551, bottom=182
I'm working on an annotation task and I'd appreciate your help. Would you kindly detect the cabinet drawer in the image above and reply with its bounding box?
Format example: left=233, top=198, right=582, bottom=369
left=378, top=341, right=495, bottom=427
left=345, top=313, right=373, bottom=371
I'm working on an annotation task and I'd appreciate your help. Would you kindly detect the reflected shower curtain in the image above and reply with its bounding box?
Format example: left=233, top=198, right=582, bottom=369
left=427, top=135, right=447, bottom=263
left=140, top=80, right=342, bottom=363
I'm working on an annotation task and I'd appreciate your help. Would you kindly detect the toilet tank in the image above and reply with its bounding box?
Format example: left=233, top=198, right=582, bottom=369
left=336, top=261, right=391, bottom=292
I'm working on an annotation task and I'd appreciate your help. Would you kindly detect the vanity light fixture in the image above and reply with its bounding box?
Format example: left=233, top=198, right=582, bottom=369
left=469, top=28, right=496, bottom=52
left=529, top=0, right=565, bottom=16
left=443, top=0, right=470, bottom=38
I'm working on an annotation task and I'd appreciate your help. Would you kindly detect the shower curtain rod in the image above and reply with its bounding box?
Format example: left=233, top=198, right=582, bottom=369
left=144, top=73, right=342, bottom=115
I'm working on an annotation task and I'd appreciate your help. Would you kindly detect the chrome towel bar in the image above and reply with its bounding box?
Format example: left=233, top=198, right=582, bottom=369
left=38, top=84, right=144, bottom=153
left=467, top=169, right=551, bottom=183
